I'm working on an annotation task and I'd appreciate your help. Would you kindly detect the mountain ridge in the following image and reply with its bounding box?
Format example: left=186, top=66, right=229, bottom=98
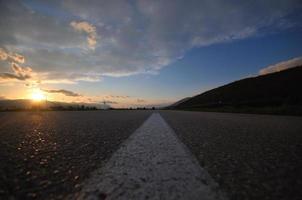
left=172, top=66, right=302, bottom=115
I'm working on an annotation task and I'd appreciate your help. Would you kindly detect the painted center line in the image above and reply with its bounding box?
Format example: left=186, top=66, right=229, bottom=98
left=76, top=113, right=226, bottom=200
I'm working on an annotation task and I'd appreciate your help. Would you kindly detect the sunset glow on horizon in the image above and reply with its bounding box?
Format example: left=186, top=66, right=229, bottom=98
left=31, top=89, right=46, bottom=102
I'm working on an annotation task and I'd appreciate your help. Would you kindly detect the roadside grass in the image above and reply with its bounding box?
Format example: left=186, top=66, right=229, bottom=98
left=173, top=105, right=302, bottom=116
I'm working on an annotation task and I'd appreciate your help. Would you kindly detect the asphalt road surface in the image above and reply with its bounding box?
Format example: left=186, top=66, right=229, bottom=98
left=160, top=111, right=302, bottom=200
left=1, top=110, right=302, bottom=200
left=0, top=111, right=151, bottom=199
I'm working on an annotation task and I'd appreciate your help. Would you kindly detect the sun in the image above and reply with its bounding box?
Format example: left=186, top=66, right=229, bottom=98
left=31, top=90, right=46, bottom=101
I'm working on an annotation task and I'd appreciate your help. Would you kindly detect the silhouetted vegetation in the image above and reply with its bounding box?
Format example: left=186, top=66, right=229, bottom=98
left=49, top=105, right=97, bottom=111
left=174, top=66, right=302, bottom=115
left=0, top=100, right=99, bottom=112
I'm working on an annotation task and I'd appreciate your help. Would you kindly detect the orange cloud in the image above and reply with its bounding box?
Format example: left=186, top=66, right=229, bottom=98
left=259, top=57, right=302, bottom=75
left=9, top=53, right=25, bottom=64
left=0, top=48, right=8, bottom=60
left=70, top=21, right=97, bottom=50
left=0, top=48, right=25, bottom=63
left=0, top=63, right=32, bottom=81
left=11, top=63, right=32, bottom=77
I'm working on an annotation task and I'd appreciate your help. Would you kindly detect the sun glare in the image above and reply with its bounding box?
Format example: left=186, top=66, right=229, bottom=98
left=31, top=90, right=46, bottom=101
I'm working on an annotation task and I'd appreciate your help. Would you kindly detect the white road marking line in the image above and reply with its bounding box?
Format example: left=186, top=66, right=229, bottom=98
left=76, top=113, right=227, bottom=200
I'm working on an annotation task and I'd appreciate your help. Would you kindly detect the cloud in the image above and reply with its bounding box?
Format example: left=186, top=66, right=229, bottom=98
left=137, top=98, right=146, bottom=103
left=11, top=62, right=32, bottom=78
left=0, top=73, right=27, bottom=81
left=0, top=47, right=102, bottom=84
left=0, top=48, right=25, bottom=63
left=9, top=53, right=25, bottom=63
left=0, top=0, right=301, bottom=79
left=259, top=57, right=302, bottom=75
left=0, top=48, right=8, bottom=60
left=103, top=100, right=118, bottom=104
left=0, top=48, right=35, bottom=82
left=42, top=89, right=82, bottom=97
left=0, top=63, right=32, bottom=81
left=70, top=21, right=97, bottom=50
left=38, top=72, right=102, bottom=84
left=106, top=95, right=130, bottom=99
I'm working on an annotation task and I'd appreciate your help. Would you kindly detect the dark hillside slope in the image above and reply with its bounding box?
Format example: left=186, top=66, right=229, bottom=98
left=167, top=97, right=191, bottom=108
left=176, top=66, right=302, bottom=115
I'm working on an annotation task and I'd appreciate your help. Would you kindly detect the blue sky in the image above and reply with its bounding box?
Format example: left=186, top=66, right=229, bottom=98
left=77, top=27, right=302, bottom=100
left=1, top=0, right=302, bottom=107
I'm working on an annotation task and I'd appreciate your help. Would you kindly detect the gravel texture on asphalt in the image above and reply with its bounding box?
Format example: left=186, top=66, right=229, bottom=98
left=160, top=111, right=302, bottom=200
left=0, top=110, right=151, bottom=199
left=76, top=113, right=226, bottom=200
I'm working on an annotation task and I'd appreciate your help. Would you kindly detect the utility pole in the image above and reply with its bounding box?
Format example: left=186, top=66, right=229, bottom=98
left=45, top=94, right=47, bottom=110
left=103, top=100, right=107, bottom=109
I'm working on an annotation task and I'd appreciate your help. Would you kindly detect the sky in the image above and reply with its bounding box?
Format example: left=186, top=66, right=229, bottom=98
left=0, top=0, right=302, bottom=108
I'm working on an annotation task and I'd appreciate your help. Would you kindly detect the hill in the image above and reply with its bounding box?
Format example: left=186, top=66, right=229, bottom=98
left=167, top=97, right=191, bottom=108
left=174, top=66, right=302, bottom=115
